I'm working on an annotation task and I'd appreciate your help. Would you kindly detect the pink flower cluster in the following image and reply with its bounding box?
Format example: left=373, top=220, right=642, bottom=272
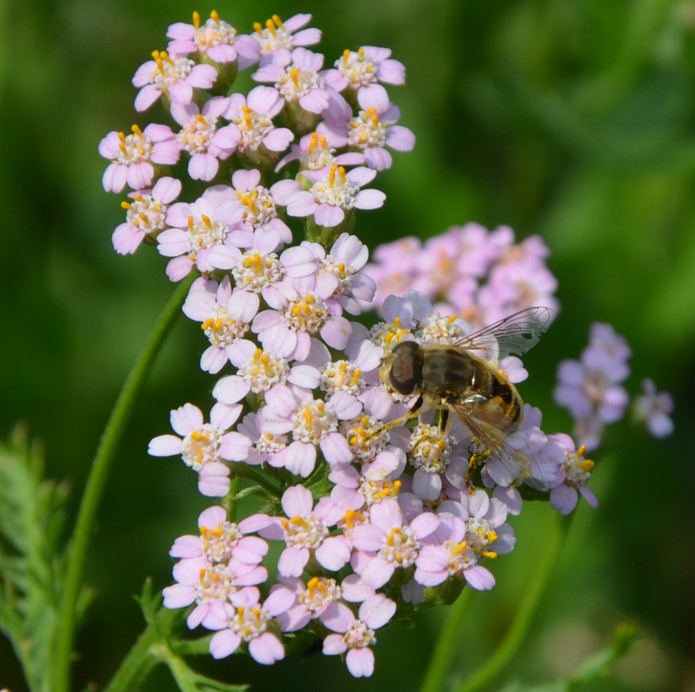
left=364, top=224, right=559, bottom=328
left=99, top=11, right=414, bottom=261
left=149, top=277, right=611, bottom=675
left=100, top=9, right=672, bottom=683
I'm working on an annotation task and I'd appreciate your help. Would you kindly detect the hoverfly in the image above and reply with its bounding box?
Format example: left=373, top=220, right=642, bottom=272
left=378, top=306, right=555, bottom=490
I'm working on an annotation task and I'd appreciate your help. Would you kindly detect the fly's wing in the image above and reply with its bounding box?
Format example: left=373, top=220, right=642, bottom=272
left=455, top=307, right=555, bottom=362
left=449, top=399, right=549, bottom=491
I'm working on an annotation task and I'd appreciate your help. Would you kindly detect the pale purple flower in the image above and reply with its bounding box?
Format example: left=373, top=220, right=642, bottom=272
left=251, top=14, right=321, bottom=64
left=113, top=177, right=181, bottom=255
left=351, top=498, right=439, bottom=589
left=156, top=195, right=244, bottom=280
left=322, top=594, right=396, bottom=678
left=323, top=46, right=406, bottom=93
left=208, top=587, right=292, bottom=663
left=554, top=322, right=631, bottom=450
left=251, top=485, right=352, bottom=576
left=253, top=47, right=331, bottom=115
left=167, top=10, right=260, bottom=68
left=148, top=401, right=250, bottom=496
left=99, top=123, right=179, bottom=193
left=182, top=276, right=260, bottom=373
left=171, top=96, right=240, bottom=181
left=634, top=379, right=674, bottom=438
left=285, top=165, right=385, bottom=228
left=132, top=49, right=217, bottom=111
left=546, top=434, right=599, bottom=514
left=223, top=87, right=294, bottom=159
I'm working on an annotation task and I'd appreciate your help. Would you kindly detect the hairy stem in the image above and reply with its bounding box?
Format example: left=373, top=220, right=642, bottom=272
left=51, top=277, right=193, bottom=692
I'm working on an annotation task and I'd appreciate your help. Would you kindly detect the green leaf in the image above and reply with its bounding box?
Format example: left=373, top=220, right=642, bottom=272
left=0, top=425, right=71, bottom=691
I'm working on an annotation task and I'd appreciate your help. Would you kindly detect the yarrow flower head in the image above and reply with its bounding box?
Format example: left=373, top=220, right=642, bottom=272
left=100, top=9, right=672, bottom=683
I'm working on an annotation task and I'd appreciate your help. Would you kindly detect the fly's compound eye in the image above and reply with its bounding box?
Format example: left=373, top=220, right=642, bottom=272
left=388, top=341, right=421, bottom=395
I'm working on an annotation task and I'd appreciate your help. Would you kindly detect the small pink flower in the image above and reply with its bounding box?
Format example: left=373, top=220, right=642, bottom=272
left=170, top=505, right=268, bottom=568
left=254, top=485, right=352, bottom=576
left=148, top=402, right=250, bottom=496
left=113, top=177, right=181, bottom=255
left=183, top=276, right=260, bottom=373
left=351, top=498, right=439, bottom=589
left=285, top=165, right=385, bottom=228
left=252, top=274, right=353, bottom=361
left=322, top=85, right=415, bottom=171
left=275, top=129, right=365, bottom=173
left=132, top=49, right=218, bottom=111
left=208, top=587, right=292, bottom=663
left=170, top=96, right=241, bottom=181
left=323, top=46, right=406, bottom=93
left=546, top=434, right=599, bottom=514
left=157, top=195, right=244, bottom=280
left=251, top=14, right=321, bottom=64
left=222, top=168, right=295, bottom=248
left=99, top=123, right=179, bottom=193
left=167, top=10, right=260, bottom=68
left=322, top=594, right=396, bottom=678
left=253, top=47, right=330, bottom=115
left=271, top=576, right=345, bottom=632
left=299, top=233, right=376, bottom=314
left=222, top=87, right=294, bottom=159
left=259, top=386, right=360, bottom=476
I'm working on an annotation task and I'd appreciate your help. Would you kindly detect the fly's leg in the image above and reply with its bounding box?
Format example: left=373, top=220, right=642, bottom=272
left=368, top=396, right=424, bottom=438
left=466, top=443, right=492, bottom=494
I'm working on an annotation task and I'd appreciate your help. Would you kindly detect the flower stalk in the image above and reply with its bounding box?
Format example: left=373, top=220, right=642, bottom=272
left=51, top=276, right=193, bottom=692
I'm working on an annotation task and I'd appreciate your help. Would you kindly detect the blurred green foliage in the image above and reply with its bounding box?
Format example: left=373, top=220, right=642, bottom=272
left=1, top=0, right=694, bottom=689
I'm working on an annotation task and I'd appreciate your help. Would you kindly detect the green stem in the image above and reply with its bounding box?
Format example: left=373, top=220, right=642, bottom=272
left=419, top=586, right=475, bottom=692
left=51, top=277, right=193, bottom=692
left=104, top=610, right=179, bottom=692
left=454, top=514, right=572, bottom=692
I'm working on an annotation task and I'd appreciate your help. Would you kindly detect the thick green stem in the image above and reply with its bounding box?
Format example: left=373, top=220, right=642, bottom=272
left=419, top=587, right=475, bottom=692
left=454, top=514, right=572, bottom=692
left=419, top=513, right=571, bottom=692
left=51, top=277, right=193, bottom=692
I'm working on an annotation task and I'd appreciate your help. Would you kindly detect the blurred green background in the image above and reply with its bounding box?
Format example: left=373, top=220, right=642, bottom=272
left=2, top=0, right=694, bottom=689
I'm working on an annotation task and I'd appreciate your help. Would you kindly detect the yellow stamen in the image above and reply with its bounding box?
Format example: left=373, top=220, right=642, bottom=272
left=210, top=10, right=220, bottom=24
left=452, top=540, right=467, bottom=555
left=192, top=11, right=201, bottom=30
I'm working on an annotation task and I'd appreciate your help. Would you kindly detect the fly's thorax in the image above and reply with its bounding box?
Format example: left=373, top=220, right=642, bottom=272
left=418, top=345, right=481, bottom=405
left=380, top=340, right=423, bottom=396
